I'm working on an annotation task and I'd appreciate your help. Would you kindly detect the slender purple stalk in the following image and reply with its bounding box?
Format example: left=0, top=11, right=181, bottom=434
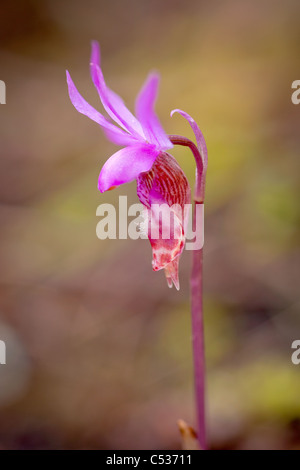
left=190, top=224, right=206, bottom=450
left=169, top=135, right=206, bottom=450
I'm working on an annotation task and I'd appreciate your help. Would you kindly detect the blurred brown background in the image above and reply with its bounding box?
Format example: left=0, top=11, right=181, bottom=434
left=0, top=0, right=299, bottom=450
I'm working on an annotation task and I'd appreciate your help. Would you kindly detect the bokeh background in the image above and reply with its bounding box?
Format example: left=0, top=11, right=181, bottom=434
left=0, top=0, right=299, bottom=450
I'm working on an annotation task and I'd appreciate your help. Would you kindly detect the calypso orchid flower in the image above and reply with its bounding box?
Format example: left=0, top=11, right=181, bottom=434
left=66, top=41, right=205, bottom=290
left=67, top=42, right=208, bottom=449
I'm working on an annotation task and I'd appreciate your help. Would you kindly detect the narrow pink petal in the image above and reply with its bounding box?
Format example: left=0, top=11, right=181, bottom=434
left=102, top=127, right=138, bottom=147
left=90, top=42, right=144, bottom=139
left=91, top=40, right=101, bottom=68
left=66, top=71, right=136, bottom=146
left=135, top=73, right=173, bottom=150
left=98, top=144, right=159, bottom=193
left=171, top=109, right=208, bottom=170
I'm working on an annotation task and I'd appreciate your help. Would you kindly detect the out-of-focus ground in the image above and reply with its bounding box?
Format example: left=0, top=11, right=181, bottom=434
left=0, top=0, right=299, bottom=450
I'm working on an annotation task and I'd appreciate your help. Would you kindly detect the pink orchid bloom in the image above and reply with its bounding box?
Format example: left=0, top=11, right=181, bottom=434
left=66, top=41, right=198, bottom=289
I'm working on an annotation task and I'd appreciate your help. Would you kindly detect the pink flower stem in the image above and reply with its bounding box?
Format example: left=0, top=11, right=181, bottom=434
left=169, top=135, right=206, bottom=450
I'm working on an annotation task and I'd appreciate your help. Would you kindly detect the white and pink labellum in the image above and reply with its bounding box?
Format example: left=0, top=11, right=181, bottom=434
left=137, top=152, right=191, bottom=290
